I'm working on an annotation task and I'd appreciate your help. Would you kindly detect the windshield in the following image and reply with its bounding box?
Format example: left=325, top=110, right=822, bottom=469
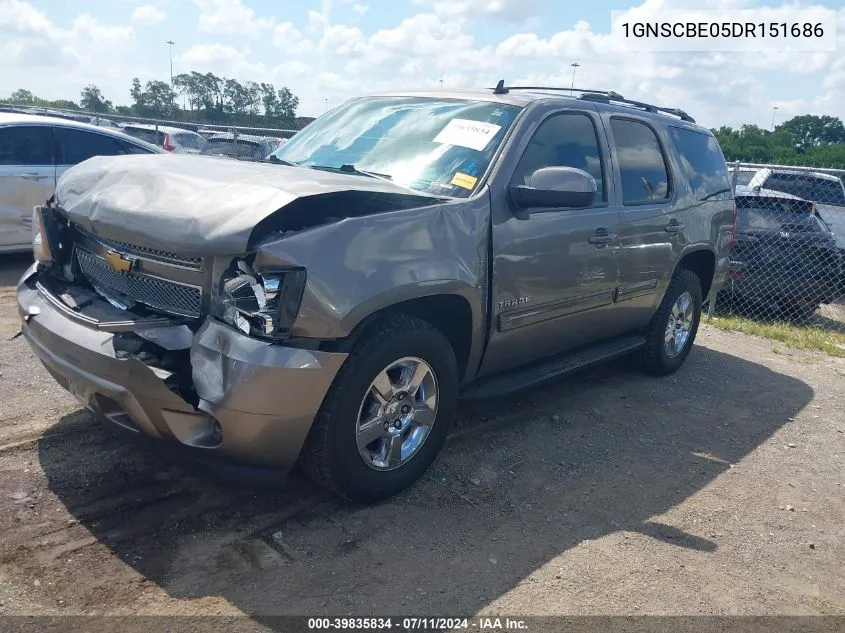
left=273, top=96, right=522, bottom=197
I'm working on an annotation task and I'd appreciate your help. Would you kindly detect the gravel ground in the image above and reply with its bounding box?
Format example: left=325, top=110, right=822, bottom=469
left=0, top=252, right=844, bottom=618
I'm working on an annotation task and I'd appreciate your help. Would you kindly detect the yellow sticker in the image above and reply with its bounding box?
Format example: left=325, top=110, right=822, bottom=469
left=451, top=172, right=478, bottom=190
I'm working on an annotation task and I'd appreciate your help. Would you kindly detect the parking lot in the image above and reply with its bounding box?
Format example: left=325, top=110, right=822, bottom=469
left=0, top=252, right=844, bottom=617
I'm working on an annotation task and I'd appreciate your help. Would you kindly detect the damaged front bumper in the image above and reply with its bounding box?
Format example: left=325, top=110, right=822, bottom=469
left=17, top=264, right=347, bottom=471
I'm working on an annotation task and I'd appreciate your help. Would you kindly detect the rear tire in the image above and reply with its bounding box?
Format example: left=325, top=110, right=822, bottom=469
left=301, top=314, right=458, bottom=503
left=640, top=269, right=702, bottom=376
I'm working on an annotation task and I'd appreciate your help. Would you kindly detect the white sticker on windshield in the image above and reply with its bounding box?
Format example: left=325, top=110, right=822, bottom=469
left=433, top=119, right=502, bottom=152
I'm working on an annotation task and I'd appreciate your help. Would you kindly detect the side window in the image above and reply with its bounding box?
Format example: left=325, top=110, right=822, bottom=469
left=0, top=126, right=53, bottom=166
left=512, top=112, right=606, bottom=203
left=668, top=126, right=731, bottom=200
left=119, top=140, right=155, bottom=154
left=56, top=128, right=128, bottom=165
left=610, top=118, right=670, bottom=204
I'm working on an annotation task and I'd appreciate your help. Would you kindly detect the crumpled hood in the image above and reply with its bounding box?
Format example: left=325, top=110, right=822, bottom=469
left=56, top=154, right=439, bottom=256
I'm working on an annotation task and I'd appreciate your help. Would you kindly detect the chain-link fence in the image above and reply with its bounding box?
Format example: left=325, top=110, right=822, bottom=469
left=708, top=161, right=845, bottom=331
left=0, top=102, right=298, bottom=161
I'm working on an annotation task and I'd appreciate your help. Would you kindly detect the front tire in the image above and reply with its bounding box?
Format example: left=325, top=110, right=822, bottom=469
left=301, top=314, right=458, bottom=502
left=640, top=269, right=702, bottom=376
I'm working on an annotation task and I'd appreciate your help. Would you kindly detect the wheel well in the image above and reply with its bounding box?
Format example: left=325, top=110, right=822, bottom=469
left=677, top=250, right=716, bottom=299
left=326, top=295, right=475, bottom=381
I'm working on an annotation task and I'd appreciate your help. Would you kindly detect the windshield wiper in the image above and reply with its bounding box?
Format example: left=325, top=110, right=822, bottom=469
left=305, top=163, right=393, bottom=180
left=262, top=155, right=298, bottom=167
left=339, top=164, right=393, bottom=180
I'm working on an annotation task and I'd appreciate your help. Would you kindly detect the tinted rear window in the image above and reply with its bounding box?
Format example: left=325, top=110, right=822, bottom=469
left=203, top=139, right=264, bottom=158
left=176, top=133, right=204, bottom=150
left=668, top=127, right=731, bottom=200
left=122, top=127, right=165, bottom=145
left=736, top=195, right=824, bottom=232
left=762, top=173, right=845, bottom=206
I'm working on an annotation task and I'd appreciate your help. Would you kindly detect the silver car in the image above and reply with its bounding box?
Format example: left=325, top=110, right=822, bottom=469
left=0, top=113, right=163, bottom=253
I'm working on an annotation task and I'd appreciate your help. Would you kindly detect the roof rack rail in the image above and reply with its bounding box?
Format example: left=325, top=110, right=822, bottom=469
left=490, top=79, right=695, bottom=123
left=578, top=92, right=696, bottom=123
left=492, top=80, right=623, bottom=100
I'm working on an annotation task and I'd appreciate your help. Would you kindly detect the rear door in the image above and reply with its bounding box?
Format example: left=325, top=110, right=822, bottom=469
left=0, top=125, right=55, bottom=251
left=603, top=116, right=678, bottom=328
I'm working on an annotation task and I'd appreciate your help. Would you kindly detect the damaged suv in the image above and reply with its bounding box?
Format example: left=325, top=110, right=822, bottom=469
left=18, top=85, right=734, bottom=502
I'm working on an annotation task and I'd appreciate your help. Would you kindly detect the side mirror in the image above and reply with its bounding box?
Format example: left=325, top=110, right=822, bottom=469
left=510, top=166, right=597, bottom=212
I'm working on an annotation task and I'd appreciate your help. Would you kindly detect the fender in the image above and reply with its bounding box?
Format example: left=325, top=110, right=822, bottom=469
left=252, top=194, right=491, bottom=345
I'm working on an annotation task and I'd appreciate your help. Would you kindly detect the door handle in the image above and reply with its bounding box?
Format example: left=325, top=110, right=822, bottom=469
left=665, top=220, right=685, bottom=233
left=589, top=229, right=616, bottom=245
left=19, top=173, right=47, bottom=180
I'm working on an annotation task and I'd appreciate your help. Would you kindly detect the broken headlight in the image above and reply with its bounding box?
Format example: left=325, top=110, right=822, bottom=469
left=213, top=259, right=306, bottom=341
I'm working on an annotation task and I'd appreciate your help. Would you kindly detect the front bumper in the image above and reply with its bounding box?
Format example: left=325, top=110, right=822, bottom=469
left=17, top=265, right=347, bottom=471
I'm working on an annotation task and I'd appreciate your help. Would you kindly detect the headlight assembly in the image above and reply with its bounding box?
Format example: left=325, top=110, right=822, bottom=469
left=213, top=259, right=306, bottom=341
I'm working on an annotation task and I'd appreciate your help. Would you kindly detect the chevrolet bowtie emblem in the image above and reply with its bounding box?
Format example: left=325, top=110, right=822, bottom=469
left=103, top=249, right=136, bottom=273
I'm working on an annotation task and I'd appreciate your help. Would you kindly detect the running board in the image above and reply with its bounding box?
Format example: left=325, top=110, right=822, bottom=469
left=461, top=335, right=646, bottom=400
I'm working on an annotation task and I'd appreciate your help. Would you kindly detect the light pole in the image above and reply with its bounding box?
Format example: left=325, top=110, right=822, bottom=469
left=439, top=79, right=444, bottom=89
left=771, top=106, right=780, bottom=131
left=324, top=98, right=328, bottom=112
left=166, top=40, right=175, bottom=88
left=570, top=62, right=580, bottom=94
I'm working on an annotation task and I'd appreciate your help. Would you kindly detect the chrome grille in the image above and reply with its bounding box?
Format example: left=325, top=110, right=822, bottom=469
left=75, top=247, right=202, bottom=318
left=76, top=227, right=203, bottom=270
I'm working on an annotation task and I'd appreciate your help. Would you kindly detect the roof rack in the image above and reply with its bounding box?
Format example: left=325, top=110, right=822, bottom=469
left=491, top=79, right=696, bottom=123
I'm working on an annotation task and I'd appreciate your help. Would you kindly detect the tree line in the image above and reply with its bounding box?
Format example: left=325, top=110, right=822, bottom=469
left=713, top=115, right=845, bottom=168
left=4, top=71, right=300, bottom=129
left=3, top=80, right=844, bottom=166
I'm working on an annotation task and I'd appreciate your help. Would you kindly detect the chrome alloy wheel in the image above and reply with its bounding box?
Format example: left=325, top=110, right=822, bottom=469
left=355, top=357, right=439, bottom=471
left=664, top=291, right=694, bottom=358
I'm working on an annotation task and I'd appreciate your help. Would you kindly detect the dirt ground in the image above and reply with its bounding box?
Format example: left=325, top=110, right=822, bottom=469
left=0, top=252, right=844, bottom=619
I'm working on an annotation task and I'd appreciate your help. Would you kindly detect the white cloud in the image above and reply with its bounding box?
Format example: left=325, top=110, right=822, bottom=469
left=131, top=5, right=167, bottom=26
left=192, top=0, right=273, bottom=36
left=412, top=0, right=543, bottom=19
left=307, top=9, right=329, bottom=34
left=319, top=24, right=367, bottom=56
left=0, top=0, right=843, bottom=132
left=352, top=3, right=368, bottom=17
left=273, top=21, right=315, bottom=54
left=176, top=43, right=267, bottom=78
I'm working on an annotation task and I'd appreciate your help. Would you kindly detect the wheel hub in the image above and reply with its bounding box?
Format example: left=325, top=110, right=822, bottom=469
left=355, top=357, right=439, bottom=471
left=664, top=291, right=695, bottom=359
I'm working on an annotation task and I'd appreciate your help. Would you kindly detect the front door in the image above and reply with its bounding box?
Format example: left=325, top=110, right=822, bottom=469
left=479, top=109, right=623, bottom=377
left=0, top=125, right=56, bottom=251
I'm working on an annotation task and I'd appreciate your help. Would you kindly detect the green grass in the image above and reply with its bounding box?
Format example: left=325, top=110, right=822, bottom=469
left=706, top=315, right=845, bottom=358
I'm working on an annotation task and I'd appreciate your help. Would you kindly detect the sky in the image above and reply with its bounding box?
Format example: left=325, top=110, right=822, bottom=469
left=1, top=0, right=844, bottom=129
